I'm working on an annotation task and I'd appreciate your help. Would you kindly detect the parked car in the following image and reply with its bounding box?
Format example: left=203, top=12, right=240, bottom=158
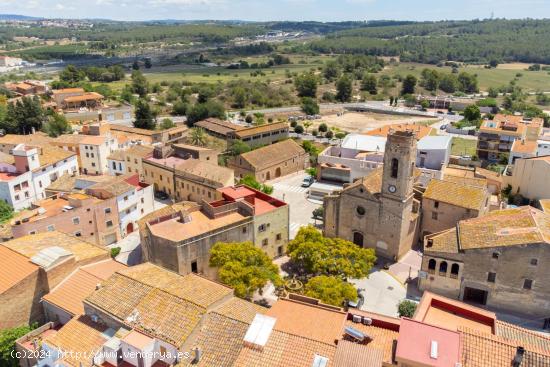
left=154, top=191, right=169, bottom=200
left=348, top=291, right=365, bottom=309
left=301, top=175, right=315, bottom=187
left=439, top=124, right=448, bottom=130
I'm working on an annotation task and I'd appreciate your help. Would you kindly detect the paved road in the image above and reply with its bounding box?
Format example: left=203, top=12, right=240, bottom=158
left=267, top=171, right=322, bottom=239
left=350, top=269, right=407, bottom=317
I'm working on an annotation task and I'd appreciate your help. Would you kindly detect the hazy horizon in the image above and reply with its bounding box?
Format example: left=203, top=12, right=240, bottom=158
left=1, top=0, right=550, bottom=22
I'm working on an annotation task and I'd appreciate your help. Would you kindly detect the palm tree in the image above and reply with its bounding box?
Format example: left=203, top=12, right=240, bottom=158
left=189, top=127, right=208, bottom=147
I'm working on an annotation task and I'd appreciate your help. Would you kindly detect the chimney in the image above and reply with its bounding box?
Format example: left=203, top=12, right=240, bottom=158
left=512, top=346, right=525, bottom=367
left=192, top=347, right=202, bottom=364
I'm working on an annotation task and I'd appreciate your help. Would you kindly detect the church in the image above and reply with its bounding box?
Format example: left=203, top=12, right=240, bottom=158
left=323, top=130, right=421, bottom=260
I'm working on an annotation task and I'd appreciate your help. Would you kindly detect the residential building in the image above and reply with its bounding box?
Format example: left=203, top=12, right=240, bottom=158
left=421, top=176, right=490, bottom=236
left=0, top=133, right=53, bottom=154
left=107, top=144, right=155, bottom=178
left=140, top=185, right=288, bottom=278
left=228, top=139, right=309, bottom=182
left=64, top=103, right=134, bottom=123
left=143, top=144, right=231, bottom=201
left=504, top=155, right=550, bottom=201
left=415, top=135, right=452, bottom=170
left=443, top=164, right=503, bottom=196
left=10, top=192, right=121, bottom=246
left=52, top=88, right=103, bottom=110
left=419, top=206, right=550, bottom=318
left=509, top=139, right=538, bottom=164
left=366, top=122, right=435, bottom=140
left=227, top=122, right=290, bottom=147
left=0, top=55, right=23, bottom=68
left=79, top=135, right=118, bottom=175
left=477, top=114, right=543, bottom=162
left=0, top=143, right=78, bottom=210
left=0, top=231, right=108, bottom=328
left=108, top=124, right=188, bottom=145
left=86, top=174, right=154, bottom=236
left=174, top=160, right=234, bottom=203
left=5, top=80, right=47, bottom=96
left=106, top=149, right=125, bottom=176
left=538, top=139, right=550, bottom=157
left=324, top=131, right=421, bottom=260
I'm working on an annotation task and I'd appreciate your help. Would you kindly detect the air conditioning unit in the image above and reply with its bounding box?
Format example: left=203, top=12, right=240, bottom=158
left=352, top=315, right=362, bottom=323
left=362, top=318, right=372, bottom=326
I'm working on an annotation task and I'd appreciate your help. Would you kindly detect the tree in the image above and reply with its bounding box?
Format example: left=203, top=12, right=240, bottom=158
left=172, top=101, right=188, bottom=116
left=294, top=72, right=318, bottom=98
left=186, top=100, right=226, bottom=126
left=301, top=97, right=319, bottom=116
left=323, top=61, right=340, bottom=81
left=318, top=123, right=328, bottom=133
left=463, top=105, right=481, bottom=121
left=489, top=59, right=499, bottom=68
left=294, top=125, right=304, bottom=134
left=312, top=207, right=323, bottom=220
left=4, top=96, right=46, bottom=134
left=420, top=69, right=439, bottom=91
left=228, top=140, right=251, bottom=156
left=0, top=324, right=35, bottom=367
left=487, top=87, right=499, bottom=98
left=160, top=118, right=175, bottom=130
left=238, top=174, right=273, bottom=194
left=401, top=75, right=417, bottom=95
left=188, top=127, right=208, bottom=147
left=43, top=113, right=71, bottom=137
left=131, top=70, right=148, bottom=98
left=389, top=96, right=394, bottom=106
left=0, top=199, right=13, bottom=223
left=132, top=60, right=140, bottom=70
left=59, top=65, right=85, bottom=84
left=336, top=75, right=353, bottom=102
left=110, top=247, right=121, bottom=258
left=398, top=300, right=417, bottom=318
left=361, top=74, right=377, bottom=95
left=288, top=226, right=376, bottom=279
left=134, top=99, right=156, bottom=130
left=439, top=74, right=459, bottom=93
left=305, top=275, right=357, bottom=307
left=209, top=242, right=282, bottom=299
left=458, top=72, right=479, bottom=94
left=325, top=130, right=334, bottom=139
left=144, top=58, right=152, bottom=69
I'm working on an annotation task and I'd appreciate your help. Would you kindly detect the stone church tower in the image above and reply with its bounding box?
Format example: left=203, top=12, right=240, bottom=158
left=323, top=130, right=420, bottom=260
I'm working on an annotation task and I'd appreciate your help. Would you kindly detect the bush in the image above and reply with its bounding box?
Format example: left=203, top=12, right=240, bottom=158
left=398, top=300, right=417, bottom=318
left=294, top=125, right=304, bottom=134
left=110, top=247, right=121, bottom=258
left=318, top=123, right=328, bottom=132
left=325, top=130, right=334, bottom=139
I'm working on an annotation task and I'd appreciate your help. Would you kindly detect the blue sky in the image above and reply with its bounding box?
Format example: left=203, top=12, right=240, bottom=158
left=1, top=0, right=549, bottom=21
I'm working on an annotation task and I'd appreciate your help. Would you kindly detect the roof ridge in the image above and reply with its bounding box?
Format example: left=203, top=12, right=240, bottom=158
left=496, top=320, right=550, bottom=341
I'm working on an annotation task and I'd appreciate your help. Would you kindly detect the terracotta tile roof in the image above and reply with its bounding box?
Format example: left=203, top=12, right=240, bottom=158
left=495, top=321, right=550, bottom=354
left=195, top=118, right=242, bottom=136
left=87, top=177, right=134, bottom=197
left=0, top=151, right=15, bottom=164
left=511, top=139, right=538, bottom=154
left=107, top=149, right=125, bottom=161
left=238, top=139, right=306, bottom=170
left=0, top=133, right=52, bottom=147
left=342, top=167, right=384, bottom=195
left=179, top=312, right=251, bottom=367
left=423, top=179, right=487, bottom=210
left=540, top=199, right=550, bottom=213
left=34, top=145, right=76, bottom=171
left=54, top=134, right=89, bottom=145
left=365, top=123, right=434, bottom=140
left=80, top=135, right=107, bottom=146
left=213, top=297, right=267, bottom=323
left=266, top=298, right=347, bottom=345
left=342, top=321, right=398, bottom=364
left=125, top=144, right=154, bottom=158
left=458, top=206, right=550, bottom=250
left=43, top=315, right=109, bottom=367
left=42, top=260, right=126, bottom=316
left=333, top=340, right=384, bottom=367
left=175, top=159, right=234, bottom=187
left=233, top=329, right=337, bottom=367
left=442, top=175, right=487, bottom=188
left=3, top=231, right=107, bottom=263
left=63, top=92, right=103, bottom=103
left=52, top=88, right=85, bottom=94
left=108, top=124, right=157, bottom=136
left=117, top=263, right=233, bottom=309
left=0, top=245, right=38, bottom=294
left=85, top=272, right=204, bottom=348
left=459, top=327, right=550, bottom=367
left=232, top=122, right=288, bottom=139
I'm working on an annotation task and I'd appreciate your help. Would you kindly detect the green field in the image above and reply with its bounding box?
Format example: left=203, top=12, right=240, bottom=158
left=381, top=63, right=550, bottom=92
left=451, top=137, right=477, bottom=157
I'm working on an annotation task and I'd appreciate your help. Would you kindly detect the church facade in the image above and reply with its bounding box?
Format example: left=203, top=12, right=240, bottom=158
left=323, top=131, right=421, bottom=260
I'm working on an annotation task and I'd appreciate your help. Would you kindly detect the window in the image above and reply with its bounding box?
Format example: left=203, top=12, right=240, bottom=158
left=14, top=184, right=21, bottom=192
left=47, top=224, right=55, bottom=232
left=191, top=261, right=198, bottom=274
left=276, top=233, right=282, bottom=241
left=356, top=206, right=366, bottom=216
left=450, top=263, right=459, bottom=279
left=112, top=162, right=116, bottom=169
left=29, top=230, right=36, bottom=235
left=530, top=258, right=538, bottom=266
left=104, top=208, right=111, bottom=214
left=22, top=181, right=28, bottom=188
left=242, top=227, right=247, bottom=234
left=439, top=261, right=448, bottom=276
left=86, top=153, right=89, bottom=158
left=141, top=198, right=144, bottom=204
left=24, top=192, right=29, bottom=198
left=428, top=259, right=436, bottom=274
left=124, top=196, right=128, bottom=201
left=487, top=272, right=496, bottom=283
left=434, top=201, right=439, bottom=209
left=14, top=194, right=20, bottom=201
left=432, top=211, right=438, bottom=220
left=523, top=279, right=533, bottom=290
left=106, top=220, right=113, bottom=228
left=492, top=252, right=500, bottom=259
left=258, top=224, right=267, bottom=232
left=390, top=158, right=399, bottom=179
left=74, top=231, right=82, bottom=237
left=72, top=217, right=80, bottom=225
left=262, top=239, right=268, bottom=246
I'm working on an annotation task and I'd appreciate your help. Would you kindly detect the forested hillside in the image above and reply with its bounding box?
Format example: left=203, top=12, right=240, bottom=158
left=306, top=19, right=550, bottom=64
